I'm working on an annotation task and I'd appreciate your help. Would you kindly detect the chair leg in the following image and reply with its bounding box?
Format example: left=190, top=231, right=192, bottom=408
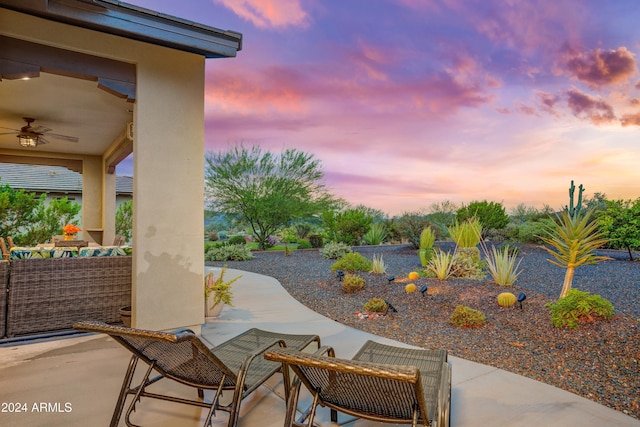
left=124, top=361, right=156, bottom=427
left=110, top=355, right=139, bottom=427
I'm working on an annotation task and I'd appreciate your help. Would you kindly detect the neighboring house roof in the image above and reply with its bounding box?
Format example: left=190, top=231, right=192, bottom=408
left=0, top=163, right=132, bottom=195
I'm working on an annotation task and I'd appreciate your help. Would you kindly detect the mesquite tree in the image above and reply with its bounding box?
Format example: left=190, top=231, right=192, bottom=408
left=205, top=145, right=337, bottom=249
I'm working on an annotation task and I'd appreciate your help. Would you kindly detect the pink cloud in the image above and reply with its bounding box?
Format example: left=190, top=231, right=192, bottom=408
left=563, top=46, right=637, bottom=88
left=566, top=88, right=616, bottom=125
left=620, top=112, right=640, bottom=127
left=214, top=0, right=308, bottom=28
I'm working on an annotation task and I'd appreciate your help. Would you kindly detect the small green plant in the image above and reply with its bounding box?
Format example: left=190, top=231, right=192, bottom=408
left=447, top=218, right=482, bottom=248
left=497, top=292, right=517, bottom=307
left=370, top=253, right=387, bottom=274
left=547, top=289, right=614, bottom=329
left=449, top=305, right=486, bottom=328
left=362, top=222, right=388, bottom=245
left=204, top=266, right=240, bottom=309
left=228, top=235, right=247, bottom=245
left=309, top=234, right=324, bottom=248
left=483, top=244, right=522, bottom=286
left=427, top=249, right=454, bottom=280
left=342, top=273, right=366, bottom=293
left=296, top=239, right=312, bottom=249
left=205, top=244, right=254, bottom=261
left=363, top=297, right=388, bottom=312
left=331, top=252, right=372, bottom=272
left=320, top=241, right=352, bottom=259
left=418, top=227, right=436, bottom=266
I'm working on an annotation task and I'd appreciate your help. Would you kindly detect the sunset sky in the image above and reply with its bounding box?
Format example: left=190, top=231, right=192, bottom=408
left=125, top=0, right=640, bottom=216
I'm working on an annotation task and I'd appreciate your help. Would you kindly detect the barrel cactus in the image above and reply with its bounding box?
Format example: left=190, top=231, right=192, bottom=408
left=497, top=292, right=517, bottom=307
left=405, top=283, right=417, bottom=293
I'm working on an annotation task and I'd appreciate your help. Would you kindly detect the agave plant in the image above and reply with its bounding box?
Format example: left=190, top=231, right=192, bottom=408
left=427, top=249, right=454, bottom=280
left=483, top=244, right=522, bottom=286
left=539, top=210, right=611, bottom=299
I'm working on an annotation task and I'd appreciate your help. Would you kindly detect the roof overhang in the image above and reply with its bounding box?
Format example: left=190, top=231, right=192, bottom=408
left=0, top=0, right=242, bottom=58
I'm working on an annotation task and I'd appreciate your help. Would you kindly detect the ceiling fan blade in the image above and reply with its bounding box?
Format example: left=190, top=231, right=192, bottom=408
left=38, top=136, right=51, bottom=145
left=0, top=132, right=18, bottom=136
left=0, top=127, right=20, bottom=132
left=47, top=133, right=79, bottom=143
left=30, top=126, right=52, bottom=134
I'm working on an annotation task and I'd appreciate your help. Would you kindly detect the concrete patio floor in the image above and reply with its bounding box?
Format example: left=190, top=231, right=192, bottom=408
left=0, top=268, right=638, bottom=427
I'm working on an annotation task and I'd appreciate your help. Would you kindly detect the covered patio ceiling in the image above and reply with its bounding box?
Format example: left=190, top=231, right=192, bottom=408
left=0, top=71, right=133, bottom=158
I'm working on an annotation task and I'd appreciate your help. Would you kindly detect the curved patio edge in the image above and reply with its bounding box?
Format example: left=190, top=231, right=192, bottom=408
left=202, top=268, right=640, bottom=427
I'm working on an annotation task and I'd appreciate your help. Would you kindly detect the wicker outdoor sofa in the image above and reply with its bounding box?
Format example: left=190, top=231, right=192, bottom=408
left=1, top=255, right=131, bottom=338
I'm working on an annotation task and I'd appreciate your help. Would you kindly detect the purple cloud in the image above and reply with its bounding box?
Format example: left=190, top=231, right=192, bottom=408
left=566, top=88, right=616, bottom=125
left=564, top=47, right=636, bottom=88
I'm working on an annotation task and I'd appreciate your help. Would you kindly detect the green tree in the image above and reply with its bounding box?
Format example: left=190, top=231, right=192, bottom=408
left=456, top=200, right=509, bottom=238
left=426, top=200, right=458, bottom=239
left=598, top=198, right=640, bottom=261
left=205, top=144, right=337, bottom=250
left=0, top=183, right=80, bottom=246
left=539, top=210, right=611, bottom=299
left=116, top=200, right=133, bottom=242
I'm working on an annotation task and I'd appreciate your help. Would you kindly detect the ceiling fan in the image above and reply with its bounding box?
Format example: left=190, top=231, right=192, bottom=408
left=0, top=117, right=80, bottom=148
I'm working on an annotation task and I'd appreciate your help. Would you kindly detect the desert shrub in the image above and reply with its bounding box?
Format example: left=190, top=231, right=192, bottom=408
left=364, top=297, right=388, bottom=312
left=362, top=222, right=387, bottom=245
left=228, top=235, right=247, bottom=245
left=395, top=211, right=430, bottom=249
left=342, top=273, right=366, bottom=293
left=449, top=305, right=486, bottom=328
left=427, top=249, right=454, bottom=280
left=450, top=248, right=485, bottom=280
left=483, top=244, right=522, bottom=286
left=514, top=219, right=556, bottom=244
left=320, top=241, right=352, bottom=259
left=296, top=239, right=312, bottom=249
left=497, top=292, right=517, bottom=307
left=218, top=231, right=228, bottom=240
left=370, top=253, right=387, bottom=274
left=205, top=244, right=253, bottom=261
left=547, top=289, right=614, bottom=329
left=309, top=234, right=324, bottom=248
left=331, top=252, right=372, bottom=272
left=457, top=200, right=509, bottom=238
left=208, top=230, right=219, bottom=241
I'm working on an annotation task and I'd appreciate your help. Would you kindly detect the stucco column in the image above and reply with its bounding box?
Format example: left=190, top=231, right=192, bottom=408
left=132, top=51, right=205, bottom=331
left=102, top=170, right=117, bottom=245
left=81, top=156, right=104, bottom=244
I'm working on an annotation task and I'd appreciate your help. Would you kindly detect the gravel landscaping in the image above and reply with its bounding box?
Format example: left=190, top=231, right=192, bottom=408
left=206, top=243, right=640, bottom=419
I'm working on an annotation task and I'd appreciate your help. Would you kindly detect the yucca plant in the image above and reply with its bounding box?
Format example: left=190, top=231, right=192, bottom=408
left=370, top=253, right=387, bottom=274
left=539, top=210, right=611, bottom=299
left=447, top=218, right=481, bottom=248
left=483, top=244, right=522, bottom=286
left=362, top=222, right=387, bottom=245
left=427, top=249, right=454, bottom=280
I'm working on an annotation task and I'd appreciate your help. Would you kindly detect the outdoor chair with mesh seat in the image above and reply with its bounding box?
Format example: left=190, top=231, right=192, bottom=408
left=73, top=321, right=320, bottom=427
left=265, top=340, right=451, bottom=427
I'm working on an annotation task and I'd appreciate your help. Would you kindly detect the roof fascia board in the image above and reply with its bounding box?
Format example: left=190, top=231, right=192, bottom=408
left=0, top=0, right=242, bottom=58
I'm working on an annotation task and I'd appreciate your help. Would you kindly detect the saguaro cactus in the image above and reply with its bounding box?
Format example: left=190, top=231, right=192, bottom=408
left=565, top=180, right=584, bottom=217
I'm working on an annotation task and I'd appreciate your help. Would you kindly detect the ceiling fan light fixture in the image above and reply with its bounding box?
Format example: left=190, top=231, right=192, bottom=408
left=18, top=134, right=39, bottom=148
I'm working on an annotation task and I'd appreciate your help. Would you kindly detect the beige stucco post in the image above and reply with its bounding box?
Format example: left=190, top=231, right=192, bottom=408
left=81, top=156, right=104, bottom=244
left=132, top=52, right=206, bottom=331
